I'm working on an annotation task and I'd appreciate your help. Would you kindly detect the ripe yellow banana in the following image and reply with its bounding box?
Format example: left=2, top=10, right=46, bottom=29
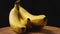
left=9, top=4, right=29, bottom=33
left=19, top=5, right=47, bottom=26
left=9, top=1, right=47, bottom=33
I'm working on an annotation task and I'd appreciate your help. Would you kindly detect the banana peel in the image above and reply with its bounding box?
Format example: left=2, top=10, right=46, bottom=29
left=19, top=5, right=47, bottom=26
left=9, top=4, right=27, bottom=33
left=9, top=3, right=47, bottom=33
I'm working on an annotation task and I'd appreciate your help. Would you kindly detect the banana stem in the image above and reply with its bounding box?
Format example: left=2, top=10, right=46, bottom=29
left=15, top=0, right=20, bottom=4
left=14, top=0, right=21, bottom=19
left=15, top=0, right=20, bottom=9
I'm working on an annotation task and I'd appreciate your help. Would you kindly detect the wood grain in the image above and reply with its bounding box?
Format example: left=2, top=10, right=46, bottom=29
left=0, top=26, right=60, bottom=34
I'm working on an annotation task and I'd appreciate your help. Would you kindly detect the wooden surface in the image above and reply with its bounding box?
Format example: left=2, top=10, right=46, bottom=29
left=0, top=26, right=60, bottom=34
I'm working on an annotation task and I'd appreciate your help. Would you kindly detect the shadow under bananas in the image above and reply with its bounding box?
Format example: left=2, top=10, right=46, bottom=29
left=18, top=26, right=55, bottom=34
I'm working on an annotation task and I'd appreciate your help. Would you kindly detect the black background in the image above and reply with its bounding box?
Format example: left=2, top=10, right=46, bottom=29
left=0, top=0, right=60, bottom=28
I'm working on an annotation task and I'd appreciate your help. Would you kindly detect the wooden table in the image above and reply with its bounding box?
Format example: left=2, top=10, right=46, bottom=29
left=0, top=26, right=60, bottom=34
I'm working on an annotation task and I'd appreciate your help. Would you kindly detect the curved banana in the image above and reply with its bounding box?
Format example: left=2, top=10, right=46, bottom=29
left=9, top=1, right=47, bottom=33
left=19, top=5, right=47, bottom=26
left=9, top=4, right=29, bottom=33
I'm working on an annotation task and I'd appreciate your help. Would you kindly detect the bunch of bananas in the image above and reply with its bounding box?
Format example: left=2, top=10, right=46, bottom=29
left=9, top=0, right=47, bottom=33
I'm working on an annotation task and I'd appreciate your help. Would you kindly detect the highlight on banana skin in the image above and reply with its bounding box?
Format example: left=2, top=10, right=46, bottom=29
left=9, top=0, right=47, bottom=33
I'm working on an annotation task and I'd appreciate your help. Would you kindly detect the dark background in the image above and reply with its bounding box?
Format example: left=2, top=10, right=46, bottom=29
left=0, top=0, right=60, bottom=28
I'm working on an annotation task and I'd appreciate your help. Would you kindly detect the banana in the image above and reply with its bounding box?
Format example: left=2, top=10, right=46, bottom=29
left=19, top=5, right=47, bottom=26
left=9, top=4, right=29, bottom=33
left=9, top=0, right=47, bottom=33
